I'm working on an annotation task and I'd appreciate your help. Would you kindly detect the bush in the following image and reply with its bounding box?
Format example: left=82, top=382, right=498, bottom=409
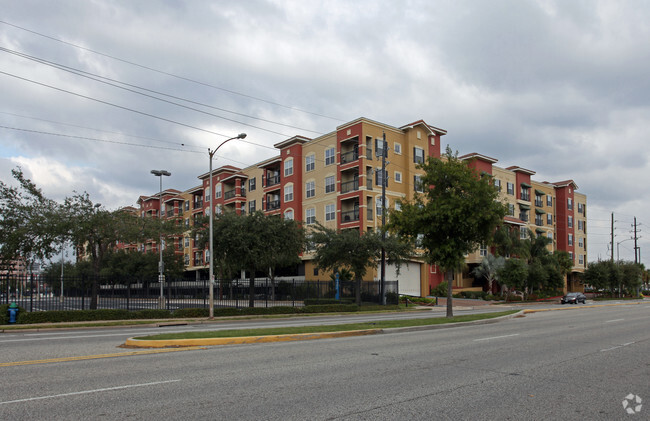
left=173, top=308, right=209, bottom=318
left=385, top=291, right=399, bottom=305
left=304, top=298, right=354, bottom=306
left=301, top=304, right=360, bottom=313
left=431, top=281, right=448, bottom=297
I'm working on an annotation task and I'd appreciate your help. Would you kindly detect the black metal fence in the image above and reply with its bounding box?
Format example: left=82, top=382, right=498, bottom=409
left=0, top=274, right=398, bottom=312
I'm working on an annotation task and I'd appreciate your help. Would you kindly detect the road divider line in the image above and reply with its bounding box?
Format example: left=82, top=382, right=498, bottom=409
left=473, top=333, right=520, bottom=342
left=604, top=319, right=625, bottom=323
left=0, top=379, right=181, bottom=405
left=0, top=347, right=204, bottom=367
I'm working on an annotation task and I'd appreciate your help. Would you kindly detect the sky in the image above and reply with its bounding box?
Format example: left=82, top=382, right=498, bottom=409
left=0, top=0, right=648, bottom=267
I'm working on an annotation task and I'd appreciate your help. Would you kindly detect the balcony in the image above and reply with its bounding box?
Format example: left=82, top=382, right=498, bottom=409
left=520, top=192, right=530, bottom=201
left=341, top=209, right=359, bottom=223
left=266, top=174, right=281, bottom=187
left=193, top=200, right=203, bottom=209
left=535, top=199, right=543, bottom=207
left=535, top=217, right=543, bottom=226
left=340, top=150, right=359, bottom=164
left=166, top=210, right=174, bottom=217
left=519, top=213, right=529, bottom=222
left=267, top=200, right=280, bottom=211
left=341, top=179, right=359, bottom=194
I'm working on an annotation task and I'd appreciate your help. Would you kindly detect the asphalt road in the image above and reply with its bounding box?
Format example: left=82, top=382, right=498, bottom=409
left=0, top=303, right=648, bottom=420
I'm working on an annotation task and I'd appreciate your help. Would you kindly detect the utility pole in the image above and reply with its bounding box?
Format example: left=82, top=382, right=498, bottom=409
left=611, top=212, right=614, bottom=262
left=634, top=217, right=638, bottom=264
left=379, top=132, right=387, bottom=305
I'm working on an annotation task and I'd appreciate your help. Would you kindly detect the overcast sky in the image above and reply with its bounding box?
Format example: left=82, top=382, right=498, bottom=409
left=1, top=0, right=648, bottom=266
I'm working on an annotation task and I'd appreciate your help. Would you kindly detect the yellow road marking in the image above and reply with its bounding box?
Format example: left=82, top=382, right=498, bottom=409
left=0, top=346, right=205, bottom=367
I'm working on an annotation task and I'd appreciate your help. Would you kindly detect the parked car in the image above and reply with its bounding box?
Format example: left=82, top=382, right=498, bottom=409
left=561, top=292, right=586, bottom=304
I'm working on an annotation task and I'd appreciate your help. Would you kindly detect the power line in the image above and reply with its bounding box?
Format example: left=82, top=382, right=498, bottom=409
left=0, top=46, right=326, bottom=136
left=0, top=19, right=345, bottom=123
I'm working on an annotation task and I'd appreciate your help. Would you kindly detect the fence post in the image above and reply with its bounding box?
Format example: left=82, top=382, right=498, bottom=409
left=265, top=278, right=268, bottom=308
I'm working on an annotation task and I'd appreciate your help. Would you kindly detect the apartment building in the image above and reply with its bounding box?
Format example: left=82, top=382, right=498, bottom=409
left=137, top=116, right=587, bottom=296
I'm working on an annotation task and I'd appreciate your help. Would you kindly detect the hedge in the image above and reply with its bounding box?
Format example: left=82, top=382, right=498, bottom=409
left=2, top=304, right=396, bottom=325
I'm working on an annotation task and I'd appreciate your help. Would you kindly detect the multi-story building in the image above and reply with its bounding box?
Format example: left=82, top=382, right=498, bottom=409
left=136, top=117, right=587, bottom=296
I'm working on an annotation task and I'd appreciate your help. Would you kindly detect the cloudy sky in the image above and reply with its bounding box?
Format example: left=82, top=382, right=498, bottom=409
left=1, top=0, right=648, bottom=266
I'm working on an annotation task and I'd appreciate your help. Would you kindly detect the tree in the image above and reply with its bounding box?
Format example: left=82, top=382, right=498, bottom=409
left=388, top=146, right=508, bottom=316
left=498, top=258, right=528, bottom=298
left=310, top=224, right=413, bottom=305
left=0, top=168, right=64, bottom=270
left=203, top=211, right=304, bottom=308
left=493, top=225, right=529, bottom=259
left=471, top=254, right=505, bottom=294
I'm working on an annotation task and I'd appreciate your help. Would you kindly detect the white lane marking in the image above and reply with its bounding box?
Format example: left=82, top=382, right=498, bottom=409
left=601, top=342, right=635, bottom=352
left=0, top=379, right=181, bottom=405
left=0, top=331, right=166, bottom=343
left=604, top=319, right=625, bottom=323
left=473, top=333, right=520, bottom=342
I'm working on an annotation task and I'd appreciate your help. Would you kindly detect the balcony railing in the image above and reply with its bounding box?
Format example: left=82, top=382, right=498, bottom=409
left=166, top=210, right=174, bottom=217
left=341, top=179, right=359, bottom=194
left=535, top=217, right=543, bottom=226
left=266, top=175, right=281, bottom=187
left=519, top=213, right=529, bottom=222
left=193, top=200, right=203, bottom=209
left=535, top=199, right=543, bottom=207
left=267, top=200, right=280, bottom=211
left=520, top=192, right=530, bottom=201
left=340, top=150, right=359, bottom=164
left=341, top=209, right=359, bottom=222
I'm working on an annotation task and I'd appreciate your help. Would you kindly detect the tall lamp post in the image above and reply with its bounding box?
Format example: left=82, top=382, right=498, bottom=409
left=151, top=170, right=171, bottom=309
left=208, top=133, right=246, bottom=318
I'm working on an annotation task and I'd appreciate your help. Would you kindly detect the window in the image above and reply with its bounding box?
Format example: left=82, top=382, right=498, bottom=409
left=184, top=200, right=190, bottom=211
left=376, top=196, right=384, bottom=216
left=394, top=142, right=402, bottom=155
left=249, top=177, right=256, bottom=191
left=568, top=216, right=573, bottom=228
left=284, top=209, right=294, bottom=220
left=547, top=213, right=553, bottom=225
left=284, top=184, right=293, bottom=202
left=577, top=202, right=583, bottom=213
left=520, top=186, right=530, bottom=201
left=568, top=234, right=573, bottom=246
left=547, top=195, right=552, bottom=207
left=578, top=220, right=583, bottom=231
left=479, top=244, right=487, bottom=257
left=508, top=204, right=515, bottom=216
left=375, top=169, right=388, bottom=187
left=185, top=218, right=190, bottom=228
left=284, top=158, right=293, bottom=177
left=184, top=237, right=190, bottom=248
left=305, top=154, right=315, bottom=172
left=325, top=204, right=335, bottom=221
left=215, top=183, right=222, bottom=199
left=306, top=208, right=316, bottom=224
left=325, top=176, right=335, bottom=193
left=507, top=182, right=515, bottom=195
left=395, top=201, right=401, bottom=211
left=569, top=251, right=574, bottom=261
left=306, top=181, right=315, bottom=198
left=579, top=254, right=584, bottom=265
left=413, top=147, right=425, bottom=164
left=547, top=231, right=553, bottom=240
left=494, top=179, right=501, bottom=191
left=248, top=200, right=256, bottom=213
left=395, top=171, right=402, bottom=183
left=184, top=254, right=190, bottom=266
left=205, top=250, right=210, bottom=263
left=567, top=198, right=573, bottom=210
left=578, top=237, right=584, bottom=248
left=325, top=147, right=335, bottom=165
left=215, top=204, right=222, bottom=215
left=520, top=226, right=528, bottom=239
left=414, top=175, right=424, bottom=193
left=375, top=138, right=387, bottom=158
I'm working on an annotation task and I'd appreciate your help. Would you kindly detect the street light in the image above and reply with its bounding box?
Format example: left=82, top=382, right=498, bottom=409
left=151, top=170, right=171, bottom=309
left=208, top=133, right=246, bottom=318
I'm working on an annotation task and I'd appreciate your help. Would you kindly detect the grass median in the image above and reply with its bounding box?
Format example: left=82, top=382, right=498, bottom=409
left=134, top=310, right=519, bottom=341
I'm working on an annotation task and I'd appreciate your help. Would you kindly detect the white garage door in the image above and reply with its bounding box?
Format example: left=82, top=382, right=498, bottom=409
left=379, top=262, right=422, bottom=297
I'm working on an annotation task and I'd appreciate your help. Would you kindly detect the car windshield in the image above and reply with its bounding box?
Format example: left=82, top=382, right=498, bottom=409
left=566, top=293, right=578, bottom=297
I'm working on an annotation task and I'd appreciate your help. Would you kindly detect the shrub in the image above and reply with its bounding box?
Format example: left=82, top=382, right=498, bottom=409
left=431, top=281, right=448, bottom=297
left=304, top=298, right=354, bottom=306
left=301, top=304, right=359, bottom=313
left=385, top=291, right=399, bottom=305
left=173, top=308, right=209, bottom=318
left=0, top=303, right=25, bottom=325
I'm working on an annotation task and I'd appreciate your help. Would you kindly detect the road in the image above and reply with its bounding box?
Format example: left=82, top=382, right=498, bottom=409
left=0, top=303, right=648, bottom=420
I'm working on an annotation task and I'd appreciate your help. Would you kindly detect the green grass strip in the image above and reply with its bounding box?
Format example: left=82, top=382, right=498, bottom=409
left=134, top=310, right=518, bottom=340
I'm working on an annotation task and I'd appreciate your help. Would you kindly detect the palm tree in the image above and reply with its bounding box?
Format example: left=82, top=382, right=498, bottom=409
left=472, top=254, right=505, bottom=294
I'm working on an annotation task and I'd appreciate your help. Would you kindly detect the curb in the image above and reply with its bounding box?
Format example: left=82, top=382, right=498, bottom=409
left=125, top=329, right=382, bottom=348
left=523, top=301, right=641, bottom=313
left=124, top=310, right=524, bottom=348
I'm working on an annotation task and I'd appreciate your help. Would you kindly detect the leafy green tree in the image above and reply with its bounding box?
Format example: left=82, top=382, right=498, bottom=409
left=498, top=258, right=528, bottom=298
left=471, top=254, right=505, bottom=293
left=388, top=146, right=507, bottom=316
left=310, top=224, right=413, bottom=305
left=202, top=211, right=304, bottom=307
left=0, top=168, right=64, bottom=270
left=493, top=225, right=530, bottom=259
left=620, top=261, right=643, bottom=296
